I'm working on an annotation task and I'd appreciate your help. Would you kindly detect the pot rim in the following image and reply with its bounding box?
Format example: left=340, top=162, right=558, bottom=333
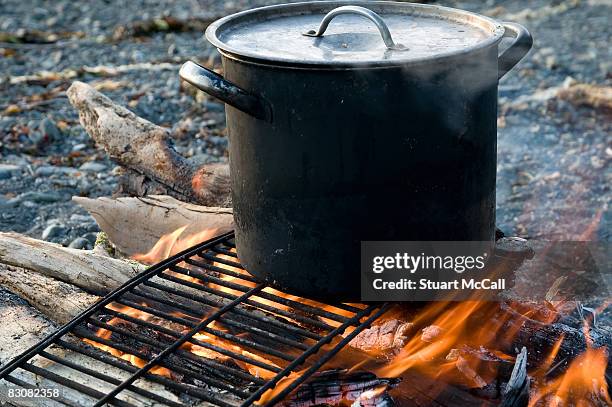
left=205, top=0, right=506, bottom=69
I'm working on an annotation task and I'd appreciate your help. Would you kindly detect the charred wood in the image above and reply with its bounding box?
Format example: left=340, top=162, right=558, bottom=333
left=501, top=302, right=611, bottom=371
left=66, top=81, right=231, bottom=207
left=500, top=347, right=529, bottom=407
left=283, top=369, right=400, bottom=407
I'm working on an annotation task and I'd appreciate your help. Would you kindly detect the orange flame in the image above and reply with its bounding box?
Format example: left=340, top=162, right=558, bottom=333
left=255, top=370, right=306, bottom=406
left=133, top=226, right=219, bottom=264
left=529, top=346, right=611, bottom=407
left=375, top=301, right=513, bottom=385
left=83, top=303, right=172, bottom=377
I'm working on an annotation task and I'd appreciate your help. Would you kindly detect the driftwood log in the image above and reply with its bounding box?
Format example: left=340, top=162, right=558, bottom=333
left=73, top=195, right=233, bottom=256
left=0, top=285, right=56, bottom=365
left=0, top=264, right=98, bottom=325
left=67, top=81, right=231, bottom=207
left=0, top=232, right=144, bottom=295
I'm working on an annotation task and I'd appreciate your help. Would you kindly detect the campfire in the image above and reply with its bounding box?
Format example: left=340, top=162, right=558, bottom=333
left=1, top=217, right=608, bottom=406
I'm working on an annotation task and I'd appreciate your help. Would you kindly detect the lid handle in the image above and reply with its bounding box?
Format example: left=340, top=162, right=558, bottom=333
left=303, top=5, right=407, bottom=51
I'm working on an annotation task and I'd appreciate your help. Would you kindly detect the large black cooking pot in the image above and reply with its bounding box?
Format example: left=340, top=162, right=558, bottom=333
left=179, top=1, right=532, bottom=300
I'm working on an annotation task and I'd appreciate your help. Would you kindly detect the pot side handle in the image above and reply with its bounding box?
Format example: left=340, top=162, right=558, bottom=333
left=498, top=22, right=533, bottom=80
left=179, top=61, right=272, bottom=122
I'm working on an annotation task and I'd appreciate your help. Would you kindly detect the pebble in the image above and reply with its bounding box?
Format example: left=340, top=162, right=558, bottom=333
left=14, top=191, right=63, bottom=204
left=72, top=143, right=88, bottom=152
left=42, top=224, right=66, bottom=240
left=82, top=232, right=98, bottom=244
left=68, top=237, right=90, bottom=250
left=79, top=162, right=107, bottom=172
left=86, top=223, right=100, bottom=233
left=35, top=165, right=78, bottom=177
left=39, top=117, right=61, bottom=141
left=28, top=130, right=45, bottom=146
left=0, top=164, right=21, bottom=180
left=208, top=135, right=228, bottom=147
left=70, top=214, right=93, bottom=223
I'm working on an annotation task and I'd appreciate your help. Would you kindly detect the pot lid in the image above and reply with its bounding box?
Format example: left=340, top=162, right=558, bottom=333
left=205, top=1, right=505, bottom=68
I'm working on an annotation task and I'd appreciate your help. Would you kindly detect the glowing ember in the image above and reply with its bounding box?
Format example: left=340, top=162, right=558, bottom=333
left=375, top=301, right=513, bottom=382
left=83, top=303, right=172, bottom=377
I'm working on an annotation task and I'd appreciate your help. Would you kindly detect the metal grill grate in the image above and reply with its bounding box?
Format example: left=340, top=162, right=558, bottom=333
left=0, top=231, right=389, bottom=406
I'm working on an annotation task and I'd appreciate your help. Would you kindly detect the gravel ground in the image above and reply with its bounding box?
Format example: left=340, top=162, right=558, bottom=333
left=0, top=0, right=610, bottom=248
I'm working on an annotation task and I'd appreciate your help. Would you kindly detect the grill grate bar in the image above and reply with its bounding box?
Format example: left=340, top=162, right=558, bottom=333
left=115, top=295, right=312, bottom=369
left=38, top=351, right=187, bottom=407
left=195, top=253, right=248, bottom=273
left=241, top=303, right=380, bottom=405
left=85, top=317, right=283, bottom=373
left=21, top=363, right=137, bottom=407
left=142, top=278, right=323, bottom=341
left=188, top=256, right=259, bottom=282
left=57, top=339, right=253, bottom=399
left=0, top=231, right=387, bottom=406
left=189, top=253, right=364, bottom=314
left=0, top=231, right=236, bottom=379
left=104, top=308, right=298, bottom=361
left=73, top=321, right=265, bottom=387
left=211, top=246, right=239, bottom=258
left=115, top=292, right=310, bottom=355
left=113, top=291, right=300, bottom=360
left=160, top=270, right=335, bottom=331
left=171, top=264, right=354, bottom=324
left=217, top=317, right=311, bottom=351
left=91, top=284, right=265, bottom=407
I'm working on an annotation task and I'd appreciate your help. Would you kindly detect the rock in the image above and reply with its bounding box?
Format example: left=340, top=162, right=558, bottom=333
left=68, top=237, right=90, bottom=249
left=35, top=165, right=78, bottom=177
left=72, top=143, right=87, bottom=152
left=3, top=104, right=21, bottom=115
left=28, top=130, right=45, bottom=146
left=86, top=223, right=100, bottom=233
left=42, top=224, right=66, bottom=240
left=0, top=164, right=21, bottom=180
left=82, top=232, right=98, bottom=244
left=79, top=162, right=107, bottom=172
left=39, top=117, right=61, bottom=141
left=69, top=214, right=93, bottom=223
left=208, top=135, right=228, bottom=147
left=5, top=191, right=64, bottom=206
left=16, top=191, right=63, bottom=204
left=0, top=117, right=17, bottom=132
